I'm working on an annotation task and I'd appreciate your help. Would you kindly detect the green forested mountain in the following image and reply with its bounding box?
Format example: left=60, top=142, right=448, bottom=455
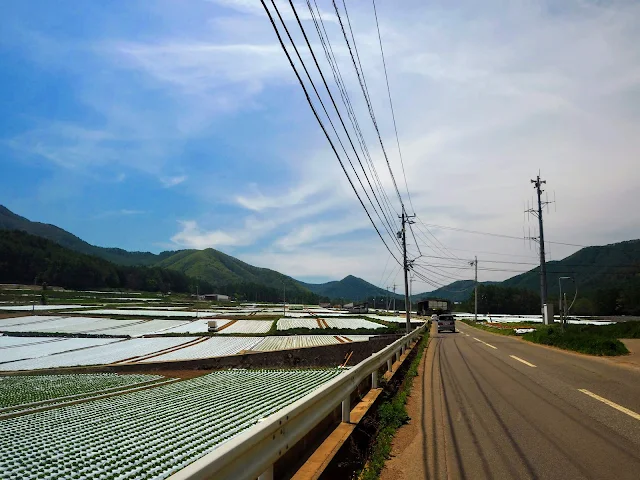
left=0, top=206, right=316, bottom=300
left=413, top=280, right=479, bottom=303
left=502, top=240, right=640, bottom=292
left=0, top=230, right=205, bottom=293
left=300, top=275, right=394, bottom=302
left=2, top=205, right=639, bottom=310
left=0, top=206, right=171, bottom=266
left=155, top=249, right=317, bottom=302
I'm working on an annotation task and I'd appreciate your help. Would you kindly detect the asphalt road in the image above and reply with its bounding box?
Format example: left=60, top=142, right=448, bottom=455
left=381, top=322, right=640, bottom=480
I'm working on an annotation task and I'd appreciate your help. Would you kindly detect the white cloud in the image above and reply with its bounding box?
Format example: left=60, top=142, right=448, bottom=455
left=170, top=220, right=246, bottom=249
left=160, top=175, right=187, bottom=188
left=93, top=209, right=146, bottom=219
left=6, top=0, right=640, bottom=288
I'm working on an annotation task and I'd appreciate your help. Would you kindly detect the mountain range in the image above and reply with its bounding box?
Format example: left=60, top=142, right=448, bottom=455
left=2, top=205, right=639, bottom=302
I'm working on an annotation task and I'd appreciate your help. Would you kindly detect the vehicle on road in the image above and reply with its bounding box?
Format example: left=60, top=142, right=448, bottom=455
left=437, top=313, right=456, bottom=333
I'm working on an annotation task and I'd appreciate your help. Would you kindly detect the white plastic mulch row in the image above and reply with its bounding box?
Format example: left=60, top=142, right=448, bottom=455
left=323, top=318, right=384, bottom=329
left=0, top=316, right=66, bottom=328
left=0, top=305, right=92, bottom=311
left=0, top=316, right=144, bottom=334
left=0, top=316, right=190, bottom=337
left=277, top=318, right=322, bottom=330
left=276, top=318, right=384, bottom=330
left=0, top=338, right=120, bottom=365
left=160, top=319, right=232, bottom=334
left=138, top=337, right=263, bottom=363
left=73, top=309, right=216, bottom=318
left=0, top=337, right=198, bottom=371
left=0, top=334, right=73, bottom=349
left=0, top=369, right=344, bottom=480
left=219, top=320, right=273, bottom=334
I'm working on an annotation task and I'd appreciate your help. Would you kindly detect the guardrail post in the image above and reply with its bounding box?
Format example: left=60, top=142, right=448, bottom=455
left=258, top=464, right=274, bottom=480
left=371, top=370, right=378, bottom=389
left=395, top=351, right=400, bottom=363
left=387, top=358, right=393, bottom=372
left=342, top=396, right=351, bottom=423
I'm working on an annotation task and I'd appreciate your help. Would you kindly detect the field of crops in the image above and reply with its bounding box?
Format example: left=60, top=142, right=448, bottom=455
left=219, top=320, right=273, bottom=334
left=276, top=317, right=384, bottom=330
left=0, top=337, right=120, bottom=365
left=0, top=305, right=91, bottom=311
left=1, top=337, right=198, bottom=371
left=324, top=318, right=384, bottom=329
left=0, top=373, right=163, bottom=408
left=76, top=309, right=212, bottom=318
left=253, top=335, right=340, bottom=351
left=0, top=316, right=192, bottom=337
left=161, top=319, right=231, bottom=334
left=277, top=318, right=323, bottom=330
left=0, top=369, right=344, bottom=479
left=138, top=337, right=263, bottom=362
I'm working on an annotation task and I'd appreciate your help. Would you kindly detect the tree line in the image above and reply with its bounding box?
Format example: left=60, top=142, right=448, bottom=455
left=458, top=282, right=640, bottom=316
left=0, top=230, right=322, bottom=303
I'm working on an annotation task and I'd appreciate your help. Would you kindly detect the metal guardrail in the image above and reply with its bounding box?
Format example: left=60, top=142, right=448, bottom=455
left=169, top=323, right=426, bottom=480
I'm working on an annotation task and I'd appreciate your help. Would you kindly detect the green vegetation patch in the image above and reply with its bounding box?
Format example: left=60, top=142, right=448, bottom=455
left=359, top=332, right=429, bottom=480
left=0, top=373, right=164, bottom=408
left=523, top=326, right=629, bottom=356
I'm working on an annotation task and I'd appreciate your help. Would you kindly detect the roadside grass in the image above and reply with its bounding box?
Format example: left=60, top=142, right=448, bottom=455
left=522, top=326, right=629, bottom=356
left=462, top=318, right=637, bottom=356
left=569, top=321, right=640, bottom=339
left=359, top=331, right=429, bottom=480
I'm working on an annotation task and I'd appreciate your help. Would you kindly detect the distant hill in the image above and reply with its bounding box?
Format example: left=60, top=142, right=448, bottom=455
left=502, top=240, right=640, bottom=293
left=0, top=205, right=317, bottom=301
left=301, top=275, right=397, bottom=301
left=3, top=205, right=639, bottom=306
left=0, top=205, right=170, bottom=266
left=0, top=230, right=202, bottom=293
left=155, top=248, right=315, bottom=301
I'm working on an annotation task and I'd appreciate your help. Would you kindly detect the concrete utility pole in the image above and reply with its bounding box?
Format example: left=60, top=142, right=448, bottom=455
left=527, top=174, right=552, bottom=322
left=392, top=284, right=397, bottom=313
left=400, top=209, right=415, bottom=334
left=386, top=286, right=391, bottom=311
left=282, top=283, right=286, bottom=317
left=470, top=256, right=478, bottom=322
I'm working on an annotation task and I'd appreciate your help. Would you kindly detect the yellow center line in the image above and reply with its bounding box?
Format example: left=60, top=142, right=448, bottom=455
left=578, top=389, right=640, bottom=421
left=473, top=337, right=497, bottom=349
left=509, top=355, right=536, bottom=367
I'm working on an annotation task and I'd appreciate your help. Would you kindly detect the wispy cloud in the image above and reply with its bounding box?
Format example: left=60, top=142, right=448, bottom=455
left=3, top=0, right=640, bottom=288
left=93, top=209, right=146, bottom=219
left=160, top=175, right=187, bottom=188
left=170, top=220, right=249, bottom=249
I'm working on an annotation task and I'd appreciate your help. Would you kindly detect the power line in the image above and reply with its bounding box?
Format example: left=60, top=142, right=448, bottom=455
left=280, top=0, right=402, bottom=252
left=306, top=0, right=402, bottom=240
left=332, top=0, right=405, bottom=209
left=261, top=0, right=402, bottom=266
left=370, top=0, right=415, bottom=214
left=416, top=221, right=588, bottom=248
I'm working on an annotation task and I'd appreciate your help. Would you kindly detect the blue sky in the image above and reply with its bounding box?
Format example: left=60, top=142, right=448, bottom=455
left=1, top=0, right=640, bottom=289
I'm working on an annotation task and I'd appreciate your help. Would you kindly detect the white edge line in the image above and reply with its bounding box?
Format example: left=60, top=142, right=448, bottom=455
left=578, top=389, right=640, bottom=421
left=509, top=355, right=536, bottom=367
left=473, top=337, right=497, bottom=349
